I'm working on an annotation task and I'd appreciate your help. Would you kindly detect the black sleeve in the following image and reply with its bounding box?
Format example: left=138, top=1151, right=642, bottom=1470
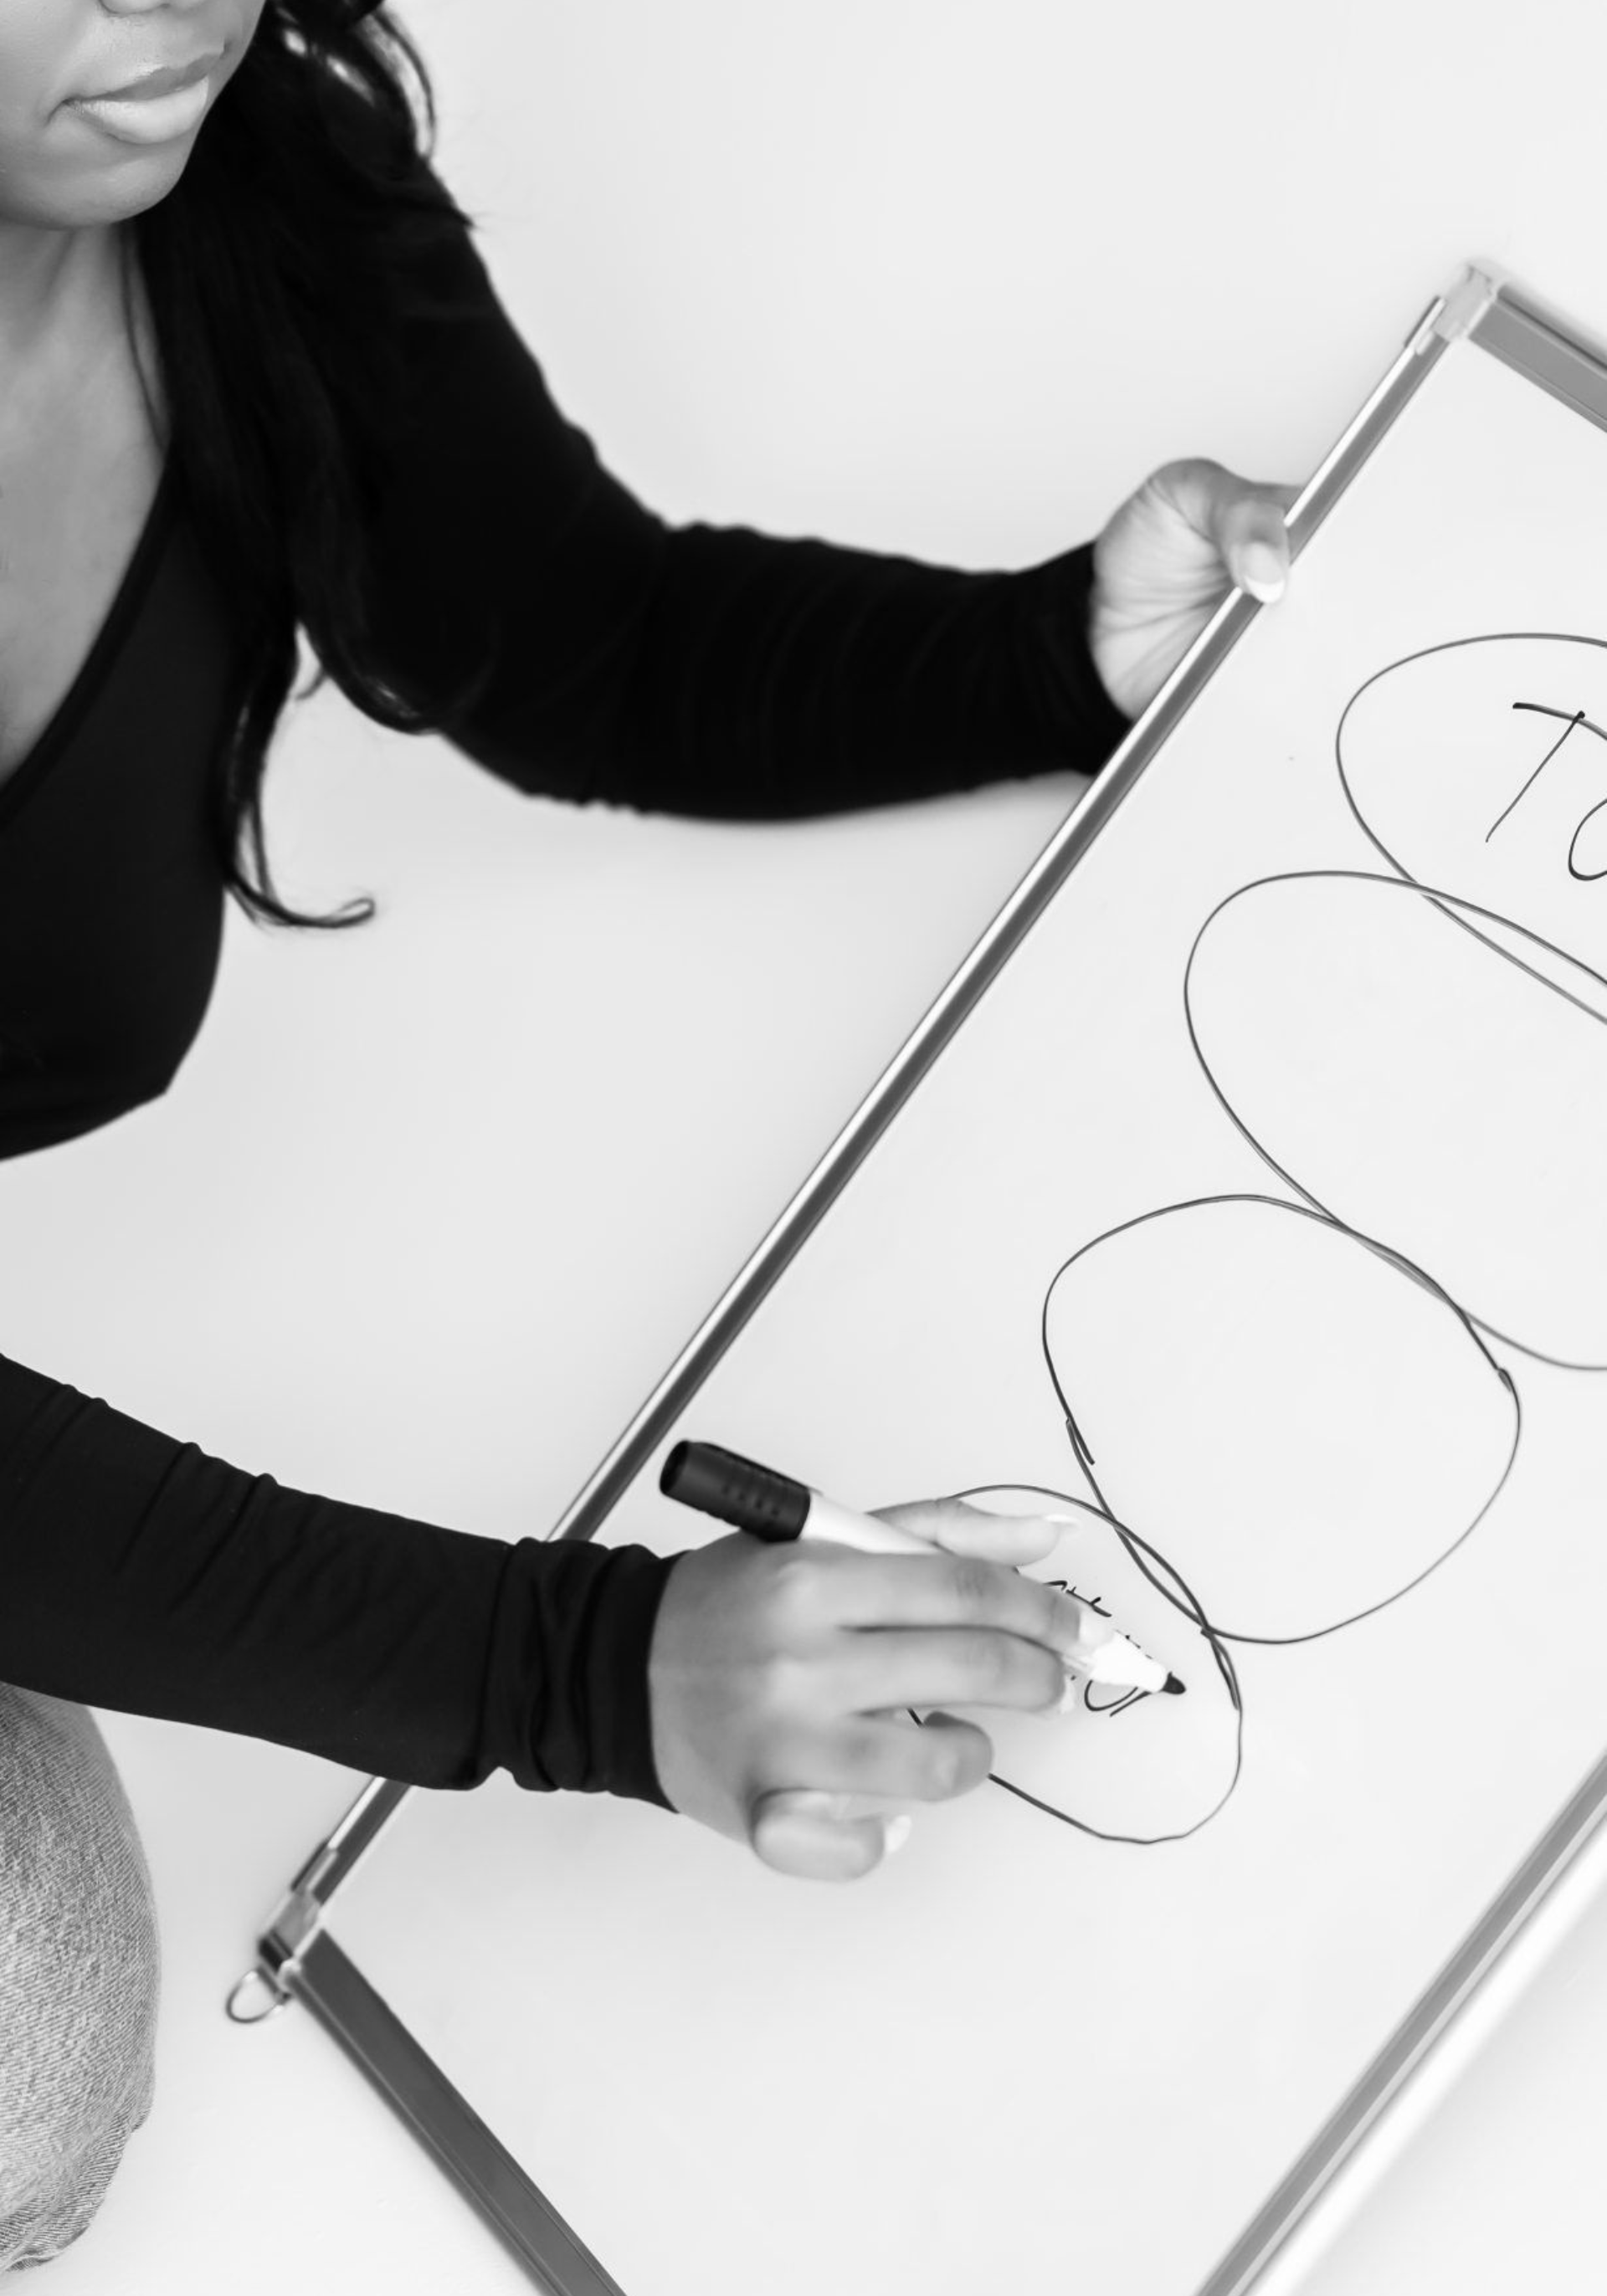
left=0, top=165, right=1127, bottom=1809
left=358, top=209, right=1132, bottom=816
left=0, top=1352, right=676, bottom=1802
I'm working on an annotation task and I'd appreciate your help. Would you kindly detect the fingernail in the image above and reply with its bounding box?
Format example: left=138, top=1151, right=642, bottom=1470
left=1241, top=544, right=1286, bottom=602
left=789, top=1791, right=856, bottom=1822
left=882, top=1814, right=913, bottom=1856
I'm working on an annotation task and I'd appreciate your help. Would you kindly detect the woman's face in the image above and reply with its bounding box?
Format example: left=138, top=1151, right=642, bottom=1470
left=0, top=1, right=267, bottom=231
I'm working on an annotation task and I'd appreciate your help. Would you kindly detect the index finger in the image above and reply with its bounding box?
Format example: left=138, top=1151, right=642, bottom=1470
left=812, top=1541, right=1090, bottom=1658
left=872, top=1495, right=1069, bottom=1565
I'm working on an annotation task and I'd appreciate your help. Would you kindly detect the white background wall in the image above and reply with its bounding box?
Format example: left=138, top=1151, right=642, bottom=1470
left=24, top=3, right=1607, bottom=2288
left=389, top=0, right=1606, bottom=559
left=193, top=0, right=1607, bottom=1536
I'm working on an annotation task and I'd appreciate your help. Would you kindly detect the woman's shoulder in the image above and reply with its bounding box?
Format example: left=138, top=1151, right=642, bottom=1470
left=315, top=72, right=492, bottom=327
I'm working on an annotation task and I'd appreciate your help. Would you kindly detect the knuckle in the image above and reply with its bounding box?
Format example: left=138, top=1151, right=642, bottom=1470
left=1153, top=454, right=1214, bottom=501
left=765, top=1549, right=819, bottom=1627
left=759, top=1650, right=818, bottom=1720
left=925, top=1728, right=988, bottom=1800
left=947, top=1553, right=998, bottom=1617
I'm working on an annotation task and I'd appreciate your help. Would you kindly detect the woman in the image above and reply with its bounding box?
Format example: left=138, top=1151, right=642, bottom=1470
left=0, top=0, right=1295, bottom=2267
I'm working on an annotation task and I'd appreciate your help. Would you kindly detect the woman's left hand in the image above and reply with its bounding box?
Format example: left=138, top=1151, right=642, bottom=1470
left=1088, top=458, right=1302, bottom=720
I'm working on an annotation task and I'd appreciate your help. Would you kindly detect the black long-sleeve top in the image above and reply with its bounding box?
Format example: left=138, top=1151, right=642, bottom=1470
left=0, top=181, right=1130, bottom=1808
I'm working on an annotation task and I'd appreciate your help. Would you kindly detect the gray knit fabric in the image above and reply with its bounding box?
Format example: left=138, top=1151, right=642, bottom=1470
left=0, top=1689, right=160, bottom=2273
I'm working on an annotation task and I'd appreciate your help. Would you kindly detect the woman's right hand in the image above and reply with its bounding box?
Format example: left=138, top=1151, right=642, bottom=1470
left=646, top=1498, right=1088, bottom=1883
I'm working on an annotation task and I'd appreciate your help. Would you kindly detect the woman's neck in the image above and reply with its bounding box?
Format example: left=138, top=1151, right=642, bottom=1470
left=0, top=221, right=122, bottom=371
left=0, top=226, right=154, bottom=464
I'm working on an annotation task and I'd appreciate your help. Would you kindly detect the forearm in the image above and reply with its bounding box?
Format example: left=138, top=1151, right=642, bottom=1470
left=0, top=1352, right=675, bottom=1801
left=361, top=200, right=1132, bottom=817
left=444, top=524, right=1132, bottom=820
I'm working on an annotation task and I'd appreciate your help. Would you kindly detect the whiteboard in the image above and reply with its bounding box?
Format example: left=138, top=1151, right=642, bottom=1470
left=309, top=273, right=1607, bottom=2294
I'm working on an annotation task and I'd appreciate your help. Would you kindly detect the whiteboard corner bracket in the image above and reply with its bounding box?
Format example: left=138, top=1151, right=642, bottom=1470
left=1414, top=261, right=1507, bottom=354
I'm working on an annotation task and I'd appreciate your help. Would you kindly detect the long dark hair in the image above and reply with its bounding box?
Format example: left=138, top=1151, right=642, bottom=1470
left=121, top=0, right=497, bottom=928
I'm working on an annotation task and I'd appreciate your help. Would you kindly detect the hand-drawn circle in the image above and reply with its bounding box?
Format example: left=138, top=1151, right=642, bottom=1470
left=1041, top=1197, right=1518, bottom=1643
left=1186, top=869, right=1607, bottom=1366
left=911, top=1486, right=1241, bottom=1844
left=1336, top=633, right=1607, bottom=1007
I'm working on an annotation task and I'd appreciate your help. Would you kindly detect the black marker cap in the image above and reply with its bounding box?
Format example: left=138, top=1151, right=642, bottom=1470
left=660, top=1441, right=811, bottom=1540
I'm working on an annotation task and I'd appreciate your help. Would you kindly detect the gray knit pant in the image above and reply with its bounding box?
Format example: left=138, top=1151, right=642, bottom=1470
left=0, top=1688, right=160, bottom=2273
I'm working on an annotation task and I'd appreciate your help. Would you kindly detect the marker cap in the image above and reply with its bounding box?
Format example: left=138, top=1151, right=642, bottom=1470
left=659, top=1441, right=811, bottom=1540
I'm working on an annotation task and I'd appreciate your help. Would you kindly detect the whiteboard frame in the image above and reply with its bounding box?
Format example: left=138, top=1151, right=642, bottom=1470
left=233, top=260, right=1607, bottom=2296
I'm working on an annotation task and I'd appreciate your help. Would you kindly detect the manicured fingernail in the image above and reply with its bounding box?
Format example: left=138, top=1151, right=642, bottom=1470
left=882, top=1814, right=913, bottom=1856
left=1241, top=544, right=1286, bottom=602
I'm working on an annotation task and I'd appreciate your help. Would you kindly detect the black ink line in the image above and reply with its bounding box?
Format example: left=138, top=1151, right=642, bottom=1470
left=1333, top=632, right=1607, bottom=874
left=1181, top=871, right=1607, bottom=1371
left=946, top=1482, right=1246, bottom=1847
left=1049, top=1580, right=1148, bottom=1708
left=1064, top=1408, right=1096, bottom=1473
left=1336, top=641, right=1607, bottom=1003
left=1512, top=701, right=1607, bottom=744
left=1486, top=705, right=1588, bottom=843
left=1083, top=1681, right=1146, bottom=1716
left=965, top=639, right=1602, bottom=1846
left=1569, top=795, right=1607, bottom=883
left=1048, top=1579, right=1113, bottom=1621
left=1040, top=1192, right=1523, bottom=1647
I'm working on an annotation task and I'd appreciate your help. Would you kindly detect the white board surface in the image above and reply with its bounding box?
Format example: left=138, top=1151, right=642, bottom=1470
left=321, top=331, right=1607, bottom=2294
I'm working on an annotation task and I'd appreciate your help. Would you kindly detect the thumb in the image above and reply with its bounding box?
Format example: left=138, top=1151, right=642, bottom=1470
left=1213, top=484, right=1295, bottom=603
left=1156, top=460, right=1296, bottom=603
left=749, top=1790, right=909, bottom=1881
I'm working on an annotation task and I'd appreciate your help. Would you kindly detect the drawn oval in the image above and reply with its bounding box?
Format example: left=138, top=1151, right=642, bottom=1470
left=918, top=1487, right=1241, bottom=1843
left=1573, top=801, right=1607, bottom=883
left=1337, top=633, right=1607, bottom=1003
left=1041, top=1197, right=1517, bottom=1643
left=1187, top=869, right=1607, bottom=1365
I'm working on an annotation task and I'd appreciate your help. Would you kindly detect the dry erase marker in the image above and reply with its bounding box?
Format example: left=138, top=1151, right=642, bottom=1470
left=659, top=1440, right=1182, bottom=1698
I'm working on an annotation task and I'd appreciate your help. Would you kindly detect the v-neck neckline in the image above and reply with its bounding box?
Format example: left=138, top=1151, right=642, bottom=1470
left=0, top=451, right=181, bottom=834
